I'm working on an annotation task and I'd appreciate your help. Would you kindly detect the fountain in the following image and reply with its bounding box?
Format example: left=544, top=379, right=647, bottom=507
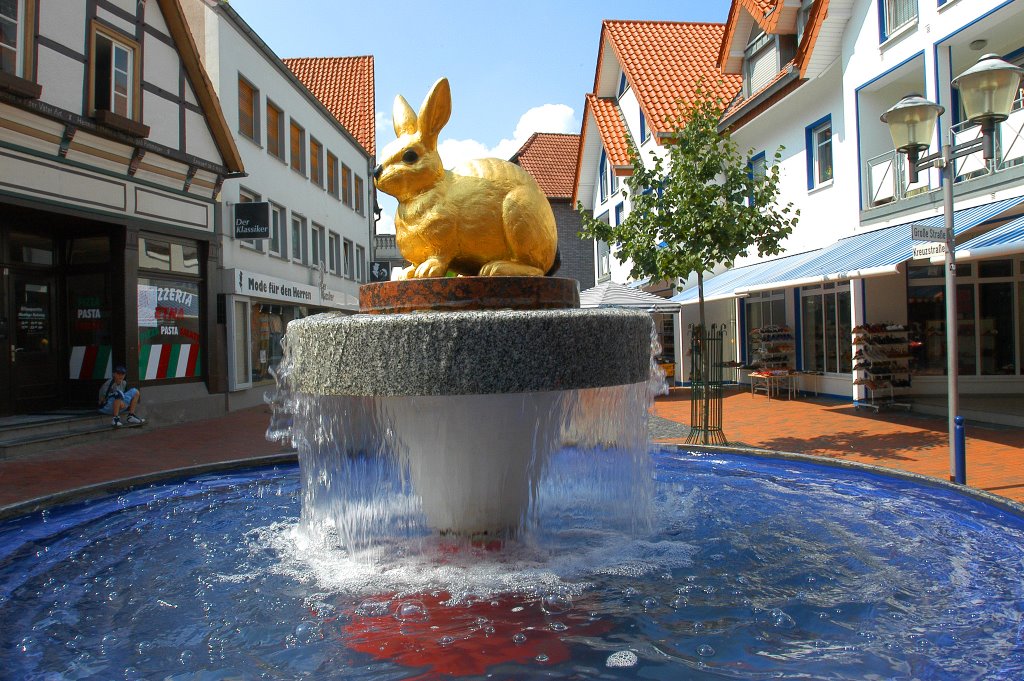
left=2, top=77, right=1024, bottom=679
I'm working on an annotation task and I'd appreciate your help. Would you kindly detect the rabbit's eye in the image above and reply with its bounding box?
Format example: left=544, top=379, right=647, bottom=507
left=402, top=149, right=419, bottom=164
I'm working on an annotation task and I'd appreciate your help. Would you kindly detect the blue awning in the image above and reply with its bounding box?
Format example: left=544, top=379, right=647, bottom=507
left=676, top=195, right=1024, bottom=302
left=954, top=213, right=1024, bottom=259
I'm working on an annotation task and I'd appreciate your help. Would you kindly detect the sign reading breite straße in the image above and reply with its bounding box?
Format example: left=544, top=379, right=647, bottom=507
left=234, top=201, right=270, bottom=239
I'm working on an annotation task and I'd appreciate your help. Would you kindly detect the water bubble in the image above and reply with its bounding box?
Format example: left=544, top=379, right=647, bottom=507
left=697, top=644, right=715, bottom=657
left=693, top=621, right=706, bottom=632
left=606, top=650, right=638, bottom=668
left=549, top=621, right=568, bottom=632
left=394, top=600, right=428, bottom=623
left=622, top=587, right=640, bottom=599
left=438, top=636, right=454, bottom=647
left=512, top=632, right=527, bottom=645
left=179, top=649, right=194, bottom=665
left=511, top=606, right=525, bottom=613
left=293, top=620, right=322, bottom=643
left=670, top=596, right=687, bottom=609
left=535, top=653, right=549, bottom=662
left=356, top=599, right=391, bottom=617
left=541, top=594, right=572, bottom=615
left=641, top=597, right=660, bottom=611
left=770, top=609, right=796, bottom=629
left=135, top=640, right=154, bottom=656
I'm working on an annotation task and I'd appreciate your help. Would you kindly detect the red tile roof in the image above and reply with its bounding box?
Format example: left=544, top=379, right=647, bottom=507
left=509, top=132, right=580, bottom=199
left=602, top=21, right=741, bottom=138
left=718, top=1, right=788, bottom=71
left=283, top=56, right=375, bottom=156
left=586, top=94, right=632, bottom=171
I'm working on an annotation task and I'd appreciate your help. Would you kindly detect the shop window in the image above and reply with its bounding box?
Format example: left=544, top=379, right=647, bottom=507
left=310, top=138, right=323, bottom=186
left=237, top=75, right=259, bottom=143
left=343, top=238, right=353, bottom=278
left=9, top=232, right=53, bottom=265
left=67, top=236, right=110, bottom=265
left=67, top=271, right=112, bottom=380
left=355, top=244, right=365, bottom=282
left=979, top=259, right=1012, bottom=278
left=327, top=152, right=339, bottom=198
left=266, top=100, right=284, bottom=160
left=800, top=285, right=851, bottom=373
left=249, top=304, right=298, bottom=384
left=231, top=299, right=250, bottom=388
left=137, top=276, right=202, bottom=380
left=979, top=281, right=1015, bottom=374
left=269, top=203, right=285, bottom=258
left=744, top=290, right=786, bottom=364
left=342, top=164, right=352, bottom=207
left=290, top=119, right=305, bottom=174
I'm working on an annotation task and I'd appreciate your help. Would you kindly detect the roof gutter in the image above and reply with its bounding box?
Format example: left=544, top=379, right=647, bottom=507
left=717, top=65, right=800, bottom=133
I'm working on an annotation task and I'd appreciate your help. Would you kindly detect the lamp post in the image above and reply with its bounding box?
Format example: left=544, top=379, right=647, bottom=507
left=881, top=54, right=1024, bottom=484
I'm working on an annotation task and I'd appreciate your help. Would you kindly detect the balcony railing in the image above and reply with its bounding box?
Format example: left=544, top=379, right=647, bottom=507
left=865, top=94, right=1024, bottom=209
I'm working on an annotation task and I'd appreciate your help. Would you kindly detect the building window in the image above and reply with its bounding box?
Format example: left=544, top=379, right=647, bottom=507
left=908, top=259, right=1022, bottom=377
left=341, top=164, right=352, bottom=207
left=800, top=284, right=852, bottom=373
left=618, top=71, right=628, bottom=97
left=743, top=29, right=775, bottom=97
left=310, top=223, right=325, bottom=268
left=266, top=100, right=284, bottom=160
left=310, top=138, right=323, bottom=187
left=137, top=235, right=203, bottom=382
left=805, top=115, right=833, bottom=189
left=328, top=231, right=340, bottom=274
left=879, top=0, right=917, bottom=41
left=91, top=24, right=139, bottom=119
left=355, top=245, right=365, bottom=282
left=1, top=0, right=30, bottom=78
left=599, top=150, right=608, bottom=203
left=327, top=152, right=339, bottom=197
left=290, top=120, right=305, bottom=174
left=269, top=203, right=284, bottom=258
left=237, top=76, right=259, bottom=143
left=796, top=0, right=814, bottom=44
left=354, top=176, right=364, bottom=215
left=343, top=239, right=353, bottom=279
left=614, top=202, right=624, bottom=226
left=237, top=188, right=263, bottom=252
left=596, top=240, right=611, bottom=281
left=291, top=214, right=306, bottom=264
left=640, top=109, right=650, bottom=143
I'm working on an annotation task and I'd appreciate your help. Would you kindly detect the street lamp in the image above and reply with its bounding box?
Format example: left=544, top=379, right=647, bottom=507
left=881, top=54, right=1024, bottom=484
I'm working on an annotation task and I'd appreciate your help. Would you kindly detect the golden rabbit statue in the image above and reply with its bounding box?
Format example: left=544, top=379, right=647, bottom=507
left=373, top=78, right=558, bottom=279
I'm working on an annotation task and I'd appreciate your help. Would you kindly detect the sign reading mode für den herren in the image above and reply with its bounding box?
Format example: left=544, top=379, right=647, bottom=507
left=234, top=202, right=270, bottom=239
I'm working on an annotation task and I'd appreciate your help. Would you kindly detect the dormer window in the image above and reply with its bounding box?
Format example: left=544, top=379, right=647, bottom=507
left=618, top=71, right=628, bottom=97
left=743, top=30, right=775, bottom=97
left=796, top=0, right=814, bottom=45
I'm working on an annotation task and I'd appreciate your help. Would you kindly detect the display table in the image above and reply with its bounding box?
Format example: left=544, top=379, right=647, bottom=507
left=749, top=370, right=795, bottom=400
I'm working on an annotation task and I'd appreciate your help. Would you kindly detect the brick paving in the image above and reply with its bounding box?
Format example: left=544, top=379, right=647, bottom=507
left=653, top=389, right=1024, bottom=503
left=0, top=392, right=1022, bottom=513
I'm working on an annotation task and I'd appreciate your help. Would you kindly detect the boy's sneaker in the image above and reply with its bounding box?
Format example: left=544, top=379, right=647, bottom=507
left=112, top=416, right=122, bottom=427
left=126, top=413, right=145, bottom=425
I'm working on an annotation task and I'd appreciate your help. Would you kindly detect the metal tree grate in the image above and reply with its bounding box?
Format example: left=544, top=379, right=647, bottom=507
left=686, top=324, right=728, bottom=445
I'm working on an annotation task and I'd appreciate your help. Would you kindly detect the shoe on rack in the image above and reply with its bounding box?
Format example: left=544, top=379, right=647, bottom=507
left=126, top=413, right=145, bottom=425
left=112, top=416, right=122, bottom=427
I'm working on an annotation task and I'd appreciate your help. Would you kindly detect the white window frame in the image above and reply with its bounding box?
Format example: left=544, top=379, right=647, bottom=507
left=1, top=0, right=25, bottom=77
left=291, top=214, right=307, bottom=264
left=226, top=296, right=252, bottom=391
left=311, top=223, right=325, bottom=269
left=328, top=231, right=340, bottom=274
left=237, top=188, right=264, bottom=253
left=268, top=203, right=285, bottom=258
left=343, top=238, right=353, bottom=279
left=881, top=0, right=918, bottom=41
left=91, top=24, right=138, bottom=119
left=355, top=244, right=365, bottom=282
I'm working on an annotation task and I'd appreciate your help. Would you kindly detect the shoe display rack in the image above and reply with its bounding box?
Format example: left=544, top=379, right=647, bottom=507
left=853, top=323, right=912, bottom=411
left=750, top=325, right=794, bottom=370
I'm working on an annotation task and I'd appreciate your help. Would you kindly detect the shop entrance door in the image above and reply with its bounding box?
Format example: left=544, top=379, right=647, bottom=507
left=4, top=269, right=60, bottom=413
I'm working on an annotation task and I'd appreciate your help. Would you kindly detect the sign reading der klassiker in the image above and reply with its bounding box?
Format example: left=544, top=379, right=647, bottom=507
left=234, top=201, right=270, bottom=239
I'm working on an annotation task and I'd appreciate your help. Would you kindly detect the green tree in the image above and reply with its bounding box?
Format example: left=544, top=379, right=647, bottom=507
left=578, top=90, right=798, bottom=444
left=578, top=92, right=798, bottom=330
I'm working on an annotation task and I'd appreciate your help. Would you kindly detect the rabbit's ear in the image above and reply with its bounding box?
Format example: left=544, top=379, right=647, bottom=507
left=417, top=78, right=451, bottom=143
left=393, top=94, right=417, bottom=137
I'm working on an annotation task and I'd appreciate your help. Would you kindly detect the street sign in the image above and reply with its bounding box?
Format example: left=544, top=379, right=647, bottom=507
left=911, top=223, right=949, bottom=243
left=912, top=242, right=948, bottom=259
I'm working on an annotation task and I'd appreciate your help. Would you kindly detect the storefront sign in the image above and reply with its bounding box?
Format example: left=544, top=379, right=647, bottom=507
left=912, top=242, right=948, bottom=259
left=911, top=223, right=948, bottom=243
left=232, top=269, right=316, bottom=305
left=234, top=202, right=270, bottom=239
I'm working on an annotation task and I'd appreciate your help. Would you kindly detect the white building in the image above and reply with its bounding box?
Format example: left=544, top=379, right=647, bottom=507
left=673, top=0, right=1024, bottom=418
left=0, top=0, right=244, bottom=419
left=182, top=0, right=375, bottom=410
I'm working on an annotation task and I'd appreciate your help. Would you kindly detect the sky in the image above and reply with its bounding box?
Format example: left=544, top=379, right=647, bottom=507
left=229, top=0, right=734, bottom=232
